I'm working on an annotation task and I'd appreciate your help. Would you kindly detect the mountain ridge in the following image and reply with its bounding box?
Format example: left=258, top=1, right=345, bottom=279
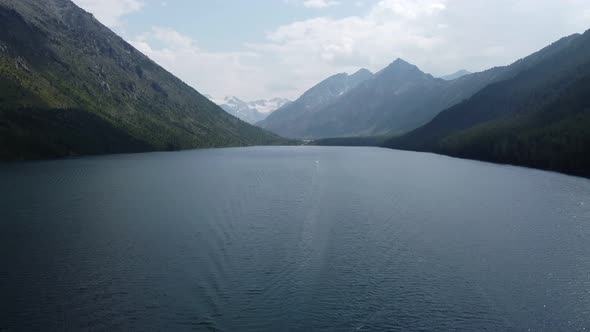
left=262, top=58, right=506, bottom=139
left=386, top=29, right=590, bottom=177
left=257, top=68, right=373, bottom=138
left=0, top=0, right=286, bottom=160
left=260, top=32, right=585, bottom=141
left=440, top=69, right=471, bottom=80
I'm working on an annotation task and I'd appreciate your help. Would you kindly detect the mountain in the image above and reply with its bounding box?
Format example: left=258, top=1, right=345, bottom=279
left=215, top=96, right=291, bottom=124
left=440, top=69, right=471, bottom=80
left=0, top=0, right=285, bottom=160
left=262, top=59, right=511, bottom=139
left=256, top=68, right=373, bottom=138
left=261, top=29, right=587, bottom=142
left=386, top=31, right=590, bottom=177
left=249, top=98, right=292, bottom=114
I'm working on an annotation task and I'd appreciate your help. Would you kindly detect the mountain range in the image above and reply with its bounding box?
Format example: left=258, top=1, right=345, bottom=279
left=386, top=31, right=590, bottom=177
left=256, top=27, right=590, bottom=176
left=0, top=0, right=285, bottom=160
left=259, top=60, right=511, bottom=139
left=212, top=96, right=291, bottom=124
left=257, top=68, right=373, bottom=138
left=257, top=59, right=536, bottom=139
left=260, top=26, right=590, bottom=144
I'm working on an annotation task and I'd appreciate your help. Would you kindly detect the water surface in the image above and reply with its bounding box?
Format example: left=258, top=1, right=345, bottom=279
left=1, top=147, right=589, bottom=331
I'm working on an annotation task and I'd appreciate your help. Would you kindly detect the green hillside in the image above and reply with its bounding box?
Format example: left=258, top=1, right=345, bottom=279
left=387, top=31, right=590, bottom=177
left=0, top=0, right=286, bottom=160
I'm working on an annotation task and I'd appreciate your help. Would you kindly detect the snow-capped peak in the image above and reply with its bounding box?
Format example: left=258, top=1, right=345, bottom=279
left=206, top=95, right=292, bottom=124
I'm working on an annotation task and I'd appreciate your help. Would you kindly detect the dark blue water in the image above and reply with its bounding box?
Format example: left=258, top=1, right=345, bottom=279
left=1, top=147, right=589, bottom=331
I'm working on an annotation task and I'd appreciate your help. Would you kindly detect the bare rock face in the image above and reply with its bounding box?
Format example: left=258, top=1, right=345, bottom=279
left=15, top=56, right=30, bottom=73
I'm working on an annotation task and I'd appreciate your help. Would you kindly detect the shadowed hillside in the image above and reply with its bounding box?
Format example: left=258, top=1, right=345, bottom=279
left=0, top=0, right=286, bottom=160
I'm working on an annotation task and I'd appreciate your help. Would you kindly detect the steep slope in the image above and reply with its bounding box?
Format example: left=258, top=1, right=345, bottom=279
left=257, top=68, right=373, bottom=139
left=216, top=96, right=290, bottom=124
left=291, top=59, right=509, bottom=139
left=0, top=0, right=284, bottom=160
left=260, top=29, right=582, bottom=141
left=387, top=31, right=590, bottom=177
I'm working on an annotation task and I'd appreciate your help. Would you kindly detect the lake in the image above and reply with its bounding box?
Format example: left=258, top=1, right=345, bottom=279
left=1, top=146, right=589, bottom=331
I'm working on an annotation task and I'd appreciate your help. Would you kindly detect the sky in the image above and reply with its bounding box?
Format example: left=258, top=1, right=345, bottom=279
left=72, top=0, right=590, bottom=101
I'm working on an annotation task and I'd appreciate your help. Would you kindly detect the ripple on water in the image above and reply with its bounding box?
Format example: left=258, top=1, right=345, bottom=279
left=1, top=147, right=590, bottom=331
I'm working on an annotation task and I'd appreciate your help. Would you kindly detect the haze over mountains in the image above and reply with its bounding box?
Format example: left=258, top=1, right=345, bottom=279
left=258, top=59, right=509, bottom=139
left=387, top=31, right=590, bottom=177
left=440, top=70, right=472, bottom=81
left=0, top=0, right=284, bottom=160
left=211, top=96, right=291, bottom=124
left=255, top=28, right=590, bottom=176
left=257, top=68, right=373, bottom=139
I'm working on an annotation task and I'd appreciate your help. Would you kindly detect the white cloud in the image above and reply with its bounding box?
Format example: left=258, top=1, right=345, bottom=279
left=114, top=0, right=590, bottom=101
left=136, top=27, right=193, bottom=48
left=240, top=0, right=590, bottom=98
left=130, top=28, right=270, bottom=100
left=370, top=0, right=446, bottom=19
left=303, top=0, right=340, bottom=9
left=72, top=0, right=143, bottom=27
